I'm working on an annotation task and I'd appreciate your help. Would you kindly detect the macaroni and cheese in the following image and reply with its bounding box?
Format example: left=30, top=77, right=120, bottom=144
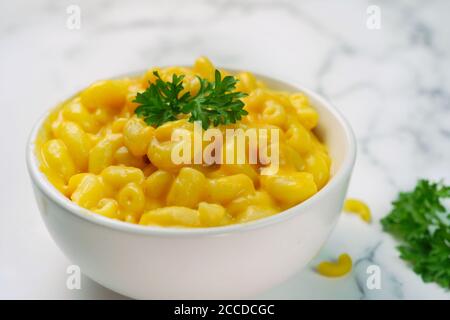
left=37, top=57, right=331, bottom=228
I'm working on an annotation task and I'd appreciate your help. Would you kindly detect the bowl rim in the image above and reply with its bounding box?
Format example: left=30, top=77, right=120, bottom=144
left=26, top=69, right=356, bottom=237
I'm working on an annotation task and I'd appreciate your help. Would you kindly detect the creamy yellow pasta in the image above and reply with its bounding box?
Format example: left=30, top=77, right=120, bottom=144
left=37, top=57, right=331, bottom=228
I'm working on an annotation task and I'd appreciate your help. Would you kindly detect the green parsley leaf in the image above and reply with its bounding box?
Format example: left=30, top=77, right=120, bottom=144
left=381, top=179, right=450, bottom=288
left=133, top=70, right=248, bottom=129
left=134, top=72, right=190, bottom=127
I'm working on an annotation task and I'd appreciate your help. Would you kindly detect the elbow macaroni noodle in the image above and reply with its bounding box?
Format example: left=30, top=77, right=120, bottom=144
left=344, top=198, right=372, bottom=222
left=37, top=57, right=332, bottom=228
left=316, top=253, right=353, bottom=277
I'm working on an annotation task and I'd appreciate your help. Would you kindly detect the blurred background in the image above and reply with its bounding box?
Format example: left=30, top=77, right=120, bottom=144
left=0, top=0, right=449, bottom=299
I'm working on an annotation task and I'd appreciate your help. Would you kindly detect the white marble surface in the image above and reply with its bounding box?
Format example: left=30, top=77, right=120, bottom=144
left=0, top=0, right=449, bottom=299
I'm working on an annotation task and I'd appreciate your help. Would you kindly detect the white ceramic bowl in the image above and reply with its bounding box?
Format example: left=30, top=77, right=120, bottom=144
left=27, top=71, right=356, bottom=299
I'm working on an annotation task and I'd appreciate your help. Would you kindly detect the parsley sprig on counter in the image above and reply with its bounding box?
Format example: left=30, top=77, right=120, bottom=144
left=134, top=70, right=248, bottom=129
left=381, top=180, right=450, bottom=288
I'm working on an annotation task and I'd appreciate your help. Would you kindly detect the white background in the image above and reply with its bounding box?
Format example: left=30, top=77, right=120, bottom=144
left=1, top=0, right=449, bottom=299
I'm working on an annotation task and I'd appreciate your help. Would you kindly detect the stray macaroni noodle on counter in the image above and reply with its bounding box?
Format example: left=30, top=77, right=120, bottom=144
left=344, top=198, right=372, bottom=222
left=36, top=57, right=331, bottom=228
left=316, top=254, right=353, bottom=277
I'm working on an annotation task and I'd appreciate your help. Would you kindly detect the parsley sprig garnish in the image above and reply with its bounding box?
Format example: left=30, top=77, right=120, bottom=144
left=381, top=180, right=450, bottom=288
left=134, top=70, right=248, bottom=129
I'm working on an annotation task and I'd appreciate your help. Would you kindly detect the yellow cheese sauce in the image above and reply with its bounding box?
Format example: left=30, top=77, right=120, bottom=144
left=37, top=57, right=331, bottom=228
